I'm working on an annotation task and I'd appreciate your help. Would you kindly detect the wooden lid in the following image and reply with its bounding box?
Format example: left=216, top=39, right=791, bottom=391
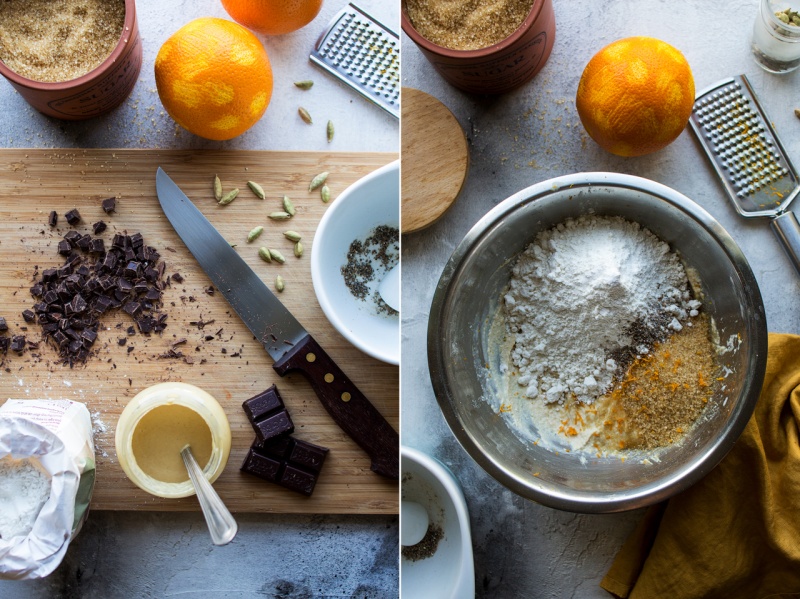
left=401, top=88, right=469, bottom=234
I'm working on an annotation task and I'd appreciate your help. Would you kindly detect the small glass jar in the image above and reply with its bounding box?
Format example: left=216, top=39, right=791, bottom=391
left=115, top=382, right=231, bottom=499
left=751, top=0, right=800, bottom=73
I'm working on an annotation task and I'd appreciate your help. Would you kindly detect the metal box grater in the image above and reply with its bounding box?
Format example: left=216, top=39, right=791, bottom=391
left=689, top=74, right=800, bottom=274
left=310, top=4, right=399, bottom=119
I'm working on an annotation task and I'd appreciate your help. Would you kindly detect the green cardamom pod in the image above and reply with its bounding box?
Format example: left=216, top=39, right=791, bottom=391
left=269, top=249, right=286, bottom=264
left=283, top=230, right=302, bottom=242
left=247, top=226, right=264, bottom=242
left=298, top=107, right=313, bottom=124
left=294, top=242, right=304, bottom=258
left=269, top=211, right=292, bottom=220
left=309, top=171, right=328, bottom=192
left=327, top=120, right=334, bottom=143
left=258, top=247, right=272, bottom=263
left=214, top=174, right=223, bottom=201
left=320, top=185, right=331, bottom=203
left=275, top=275, right=285, bottom=292
left=219, top=188, right=239, bottom=205
left=247, top=181, right=266, bottom=200
left=283, top=195, right=296, bottom=216
left=294, top=80, right=314, bottom=90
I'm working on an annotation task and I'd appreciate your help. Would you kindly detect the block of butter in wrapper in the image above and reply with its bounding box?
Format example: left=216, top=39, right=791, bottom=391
left=0, top=400, right=95, bottom=580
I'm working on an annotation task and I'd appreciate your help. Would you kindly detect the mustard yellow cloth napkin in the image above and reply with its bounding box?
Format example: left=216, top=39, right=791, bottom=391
left=601, top=333, right=800, bottom=599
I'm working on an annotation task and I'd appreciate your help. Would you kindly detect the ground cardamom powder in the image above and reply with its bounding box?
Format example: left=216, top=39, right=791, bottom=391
left=406, top=0, right=535, bottom=51
left=0, top=0, right=125, bottom=83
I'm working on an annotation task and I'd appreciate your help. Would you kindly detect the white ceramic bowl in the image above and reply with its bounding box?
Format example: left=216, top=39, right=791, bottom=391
left=401, top=446, right=474, bottom=599
left=311, top=160, right=400, bottom=365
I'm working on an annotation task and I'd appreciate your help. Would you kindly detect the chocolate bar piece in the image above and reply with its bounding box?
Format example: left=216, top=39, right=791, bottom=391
left=241, top=435, right=329, bottom=496
left=101, top=197, right=116, bottom=214
left=65, top=209, right=81, bottom=226
left=242, top=385, right=294, bottom=443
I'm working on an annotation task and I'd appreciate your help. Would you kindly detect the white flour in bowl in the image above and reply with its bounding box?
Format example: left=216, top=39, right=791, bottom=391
left=503, top=215, right=701, bottom=406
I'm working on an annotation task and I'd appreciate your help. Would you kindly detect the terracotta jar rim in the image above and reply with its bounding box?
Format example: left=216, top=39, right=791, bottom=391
left=401, top=0, right=546, bottom=58
left=0, top=0, right=137, bottom=90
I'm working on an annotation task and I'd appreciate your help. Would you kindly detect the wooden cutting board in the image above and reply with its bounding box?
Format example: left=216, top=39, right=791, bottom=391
left=0, top=149, right=398, bottom=514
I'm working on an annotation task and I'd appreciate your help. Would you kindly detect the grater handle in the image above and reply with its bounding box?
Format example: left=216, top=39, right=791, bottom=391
left=770, top=211, right=800, bottom=276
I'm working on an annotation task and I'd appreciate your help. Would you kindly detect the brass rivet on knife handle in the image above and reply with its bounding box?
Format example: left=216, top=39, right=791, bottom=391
left=324, top=373, right=334, bottom=383
left=306, top=353, right=316, bottom=363
left=272, top=334, right=399, bottom=479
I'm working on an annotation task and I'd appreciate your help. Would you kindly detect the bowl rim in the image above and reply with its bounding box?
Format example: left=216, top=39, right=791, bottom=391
left=310, top=159, right=400, bottom=365
left=427, top=171, right=768, bottom=513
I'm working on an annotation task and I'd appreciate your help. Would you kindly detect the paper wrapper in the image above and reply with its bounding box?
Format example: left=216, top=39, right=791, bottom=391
left=0, top=400, right=95, bottom=580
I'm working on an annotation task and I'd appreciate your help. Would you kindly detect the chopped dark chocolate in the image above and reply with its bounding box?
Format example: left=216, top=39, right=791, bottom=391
left=171, top=273, right=184, bottom=283
left=57, top=240, right=72, bottom=256
left=241, top=435, right=329, bottom=496
left=0, top=317, right=7, bottom=332
left=28, top=224, right=168, bottom=365
left=92, top=221, right=107, bottom=235
left=48, top=211, right=58, bottom=227
left=21, top=309, right=35, bottom=323
left=65, top=209, right=81, bottom=226
left=0, top=337, right=8, bottom=353
left=10, top=335, right=25, bottom=353
left=242, top=385, right=294, bottom=444
left=102, top=197, right=116, bottom=214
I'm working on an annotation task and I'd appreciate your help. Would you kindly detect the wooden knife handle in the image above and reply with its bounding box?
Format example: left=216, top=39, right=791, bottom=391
left=273, top=334, right=399, bottom=479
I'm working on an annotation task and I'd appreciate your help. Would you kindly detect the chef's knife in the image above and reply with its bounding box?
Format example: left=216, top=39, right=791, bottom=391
left=156, top=168, right=399, bottom=479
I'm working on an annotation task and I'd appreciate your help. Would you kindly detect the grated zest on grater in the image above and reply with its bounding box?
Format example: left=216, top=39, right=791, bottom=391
left=310, top=3, right=399, bottom=119
left=689, top=74, right=800, bottom=274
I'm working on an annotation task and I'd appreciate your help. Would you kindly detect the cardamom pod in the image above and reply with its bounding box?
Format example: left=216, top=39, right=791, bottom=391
left=283, top=230, right=302, bottom=242
left=269, top=249, right=286, bottom=264
left=258, top=247, right=272, bottom=263
left=247, top=181, right=266, bottom=200
left=294, top=80, right=314, bottom=90
left=282, top=195, right=296, bottom=216
left=294, top=242, right=304, bottom=258
left=320, top=185, right=331, bottom=203
left=269, top=211, right=292, bottom=220
left=327, top=120, right=334, bottom=143
left=298, top=107, right=313, bottom=124
left=214, top=174, right=223, bottom=201
left=795, top=108, right=800, bottom=120
left=219, top=188, right=239, bottom=205
left=275, top=275, right=285, bottom=292
left=247, top=226, right=264, bottom=242
left=309, top=171, right=328, bottom=192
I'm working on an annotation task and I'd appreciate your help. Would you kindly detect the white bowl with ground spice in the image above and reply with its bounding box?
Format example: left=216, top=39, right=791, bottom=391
left=0, top=0, right=141, bottom=119
left=428, top=172, right=768, bottom=513
left=310, top=160, right=400, bottom=365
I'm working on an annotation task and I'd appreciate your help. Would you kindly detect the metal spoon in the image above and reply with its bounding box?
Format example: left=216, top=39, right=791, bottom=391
left=401, top=500, right=429, bottom=546
left=180, top=445, right=237, bottom=546
left=378, top=264, right=400, bottom=312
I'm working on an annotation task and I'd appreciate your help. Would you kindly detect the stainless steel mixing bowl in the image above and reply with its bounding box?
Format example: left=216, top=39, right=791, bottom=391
left=428, top=172, right=768, bottom=513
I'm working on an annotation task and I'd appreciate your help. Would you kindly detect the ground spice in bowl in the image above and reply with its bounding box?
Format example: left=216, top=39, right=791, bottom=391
left=0, top=0, right=125, bottom=83
left=405, top=0, right=535, bottom=50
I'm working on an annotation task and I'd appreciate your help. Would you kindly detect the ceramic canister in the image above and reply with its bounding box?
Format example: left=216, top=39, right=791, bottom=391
left=402, top=0, right=556, bottom=94
left=0, top=0, right=142, bottom=120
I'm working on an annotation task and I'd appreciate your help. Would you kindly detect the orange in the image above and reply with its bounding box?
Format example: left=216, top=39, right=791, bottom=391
left=154, top=18, right=273, bottom=141
left=221, top=0, right=323, bottom=36
left=576, top=37, right=695, bottom=157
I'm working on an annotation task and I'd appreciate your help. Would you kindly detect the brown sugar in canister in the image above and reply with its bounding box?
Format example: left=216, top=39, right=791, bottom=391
left=405, top=0, right=535, bottom=50
left=0, top=0, right=125, bottom=83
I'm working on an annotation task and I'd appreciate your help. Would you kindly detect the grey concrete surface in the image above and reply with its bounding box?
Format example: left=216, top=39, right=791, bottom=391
left=401, top=1, right=800, bottom=598
left=0, top=0, right=398, bottom=597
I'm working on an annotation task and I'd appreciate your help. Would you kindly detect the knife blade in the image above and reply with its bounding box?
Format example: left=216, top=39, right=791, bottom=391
left=156, top=167, right=398, bottom=479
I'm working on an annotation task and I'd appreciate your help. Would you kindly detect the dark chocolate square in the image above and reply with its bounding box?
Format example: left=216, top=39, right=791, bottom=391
left=241, top=435, right=329, bottom=496
left=242, top=385, right=294, bottom=443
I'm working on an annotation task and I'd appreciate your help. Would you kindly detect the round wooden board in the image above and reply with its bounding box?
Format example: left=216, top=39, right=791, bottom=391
left=401, top=88, right=469, bottom=234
